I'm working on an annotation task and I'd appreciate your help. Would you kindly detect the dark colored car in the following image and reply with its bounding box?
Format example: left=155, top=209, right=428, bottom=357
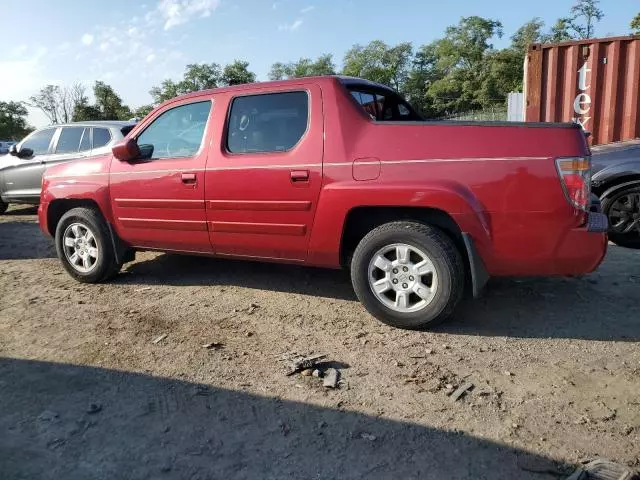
left=591, top=140, right=640, bottom=248
left=0, top=121, right=135, bottom=214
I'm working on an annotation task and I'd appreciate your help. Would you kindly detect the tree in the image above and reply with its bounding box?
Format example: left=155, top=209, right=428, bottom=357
left=424, top=16, right=504, bottom=114
left=562, top=0, right=604, bottom=39
left=631, top=13, right=640, bottom=33
left=134, top=104, right=155, bottom=120
left=342, top=41, right=412, bottom=91
left=150, top=63, right=222, bottom=103
left=221, top=60, right=256, bottom=86
left=268, top=54, right=336, bottom=80
left=511, top=18, right=545, bottom=53
left=27, top=83, right=87, bottom=124
left=546, top=18, right=574, bottom=42
left=0, top=101, right=34, bottom=140
left=403, top=44, right=442, bottom=116
left=93, top=81, right=132, bottom=120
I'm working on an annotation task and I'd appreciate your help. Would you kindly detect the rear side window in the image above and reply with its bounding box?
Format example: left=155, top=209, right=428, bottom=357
left=55, top=127, right=85, bottom=154
left=92, top=128, right=112, bottom=149
left=348, top=87, right=422, bottom=121
left=21, top=128, right=56, bottom=156
left=227, top=91, right=308, bottom=154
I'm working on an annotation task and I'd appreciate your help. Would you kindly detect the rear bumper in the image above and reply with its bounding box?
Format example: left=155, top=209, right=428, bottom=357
left=553, top=212, right=608, bottom=275
left=38, top=201, right=51, bottom=237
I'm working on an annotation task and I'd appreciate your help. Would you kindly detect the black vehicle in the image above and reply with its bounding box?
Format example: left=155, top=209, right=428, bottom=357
left=591, top=140, right=640, bottom=249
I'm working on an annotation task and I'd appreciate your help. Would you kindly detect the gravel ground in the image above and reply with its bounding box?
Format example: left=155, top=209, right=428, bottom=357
left=1, top=204, right=639, bottom=479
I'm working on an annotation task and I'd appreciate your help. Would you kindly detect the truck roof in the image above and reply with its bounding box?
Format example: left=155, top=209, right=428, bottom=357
left=51, top=120, right=136, bottom=129
left=166, top=75, right=394, bottom=105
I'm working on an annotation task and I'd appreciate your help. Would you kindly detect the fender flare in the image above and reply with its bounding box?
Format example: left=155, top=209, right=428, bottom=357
left=600, top=179, right=640, bottom=200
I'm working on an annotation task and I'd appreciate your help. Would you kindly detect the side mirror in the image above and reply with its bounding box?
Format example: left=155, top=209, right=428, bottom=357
left=17, top=147, right=34, bottom=158
left=8, top=144, right=18, bottom=156
left=112, top=138, right=141, bottom=162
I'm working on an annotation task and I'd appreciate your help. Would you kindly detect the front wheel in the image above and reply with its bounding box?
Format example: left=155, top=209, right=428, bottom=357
left=350, top=221, right=464, bottom=329
left=602, top=186, right=640, bottom=249
left=55, top=207, right=122, bottom=283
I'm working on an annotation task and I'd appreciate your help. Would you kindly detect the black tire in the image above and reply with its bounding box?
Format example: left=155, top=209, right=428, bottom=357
left=55, top=207, right=122, bottom=283
left=350, top=221, right=464, bottom=329
left=602, top=186, right=640, bottom=249
left=0, top=200, right=8, bottom=215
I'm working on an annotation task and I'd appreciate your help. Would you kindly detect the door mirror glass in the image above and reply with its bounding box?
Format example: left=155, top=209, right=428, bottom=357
left=8, top=144, right=18, bottom=156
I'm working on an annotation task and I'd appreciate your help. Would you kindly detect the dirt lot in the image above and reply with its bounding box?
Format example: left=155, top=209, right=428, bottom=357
left=1, top=204, right=639, bottom=479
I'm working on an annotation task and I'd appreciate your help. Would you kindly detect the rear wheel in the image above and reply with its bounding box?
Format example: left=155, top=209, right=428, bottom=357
left=0, top=200, right=8, bottom=215
left=602, top=186, right=640, bottom=249
left=350, top=221, right=464, bottom=329
left=55, top=207, right=122, bottom=282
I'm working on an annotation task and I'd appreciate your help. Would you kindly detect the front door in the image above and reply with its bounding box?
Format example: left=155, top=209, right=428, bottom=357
left=205, top=86, right=323, bottom=262
left=3, top=127, right=57, bottom=202
left=109, top=99, right=213, bottom=252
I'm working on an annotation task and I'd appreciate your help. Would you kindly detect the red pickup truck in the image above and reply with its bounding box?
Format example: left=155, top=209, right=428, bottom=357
left=38, top=76, right=608, bottom=329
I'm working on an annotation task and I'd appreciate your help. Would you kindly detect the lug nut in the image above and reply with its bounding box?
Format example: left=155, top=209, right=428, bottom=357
left=392, top=279, right=398, bottom=284
left=409, top=276, right=414, bottom=281
left=402, top=283, right=408, bottom=289
left=403, top=266, right=409, bottom=272
left=392, top=268, right=398, bottom=274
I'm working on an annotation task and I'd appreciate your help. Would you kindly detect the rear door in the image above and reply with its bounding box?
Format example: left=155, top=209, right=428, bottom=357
left=44, top=126, right=92, bottom=171
left=205, top=86, right=323, bottom=261
left=109, top=99, right=213, bottom=252
left=3, top=127, right=57, bottom=202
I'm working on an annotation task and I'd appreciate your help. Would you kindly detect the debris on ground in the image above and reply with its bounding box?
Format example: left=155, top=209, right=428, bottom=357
left=504, top=371, right=514, bottom=377
left=286, top=354, right=327, bottom=376
left=301, top=368, right=313, bottom=376
left=323, top=368, right=340, bottom=389
left=152, top=334, right=167, bottom=344
left=312, top=369, right=322, bottom=378
left=247, top=303, right=259, bottom=314
left=360, top=433, right=377, bottom=441
left=134, top=287, right=152, bottom=293
left=566, top=458, right=640, bottom=480
left=450, top=382, right=474, bottom=401
left=202, top=342, right=223, bottom=350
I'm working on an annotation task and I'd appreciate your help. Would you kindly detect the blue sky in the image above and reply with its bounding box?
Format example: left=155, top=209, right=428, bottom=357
left=1, top=0, right=637, bottom=127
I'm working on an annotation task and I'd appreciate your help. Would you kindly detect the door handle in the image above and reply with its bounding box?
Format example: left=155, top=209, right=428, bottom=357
left=181, top=172, right=197, bottom=184
left=290, top=170, right=309, bottom=182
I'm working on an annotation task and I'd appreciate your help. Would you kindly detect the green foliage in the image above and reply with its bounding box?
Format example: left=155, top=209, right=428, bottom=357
left=151, top=61, right=257, bottom=103
left=0, top=101, right=33, bottom=140
left=268, top=54, right=336, bottom=80
left=222, top=60, right=257, bottom=85
left=547, top=18, right=574, bottom=42
left=567, top=0, right=604, bottom=38
left=342, top=42, right=412, bottom=91
left=93, top=81, right=132, bottom=120
left=631, top=13, right=640, bottom=33
left=511, top=18, right=545, bottom=53
left=134, top=104, right=155, bottom=120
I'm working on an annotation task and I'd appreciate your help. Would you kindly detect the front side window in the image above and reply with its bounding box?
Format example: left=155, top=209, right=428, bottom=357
left=55, top=127, right=85, bottom=154
left=92, top=128, right=112, bottom=149
left=20, top=128, right=56, bottom=156
left=227, top=91, right=309, bottom=154
left=137, top=101, right=211, bottom=159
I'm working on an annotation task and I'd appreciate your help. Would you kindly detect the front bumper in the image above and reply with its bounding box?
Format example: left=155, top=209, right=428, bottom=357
left=38, top=201, right=51, bottom=236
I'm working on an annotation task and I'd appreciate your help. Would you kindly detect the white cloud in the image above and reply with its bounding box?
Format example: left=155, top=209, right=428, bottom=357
left=81, top=33, right=94, bottom=46
left=279, top=19, right=303, bottom=32
left=146, top=53, right=156, bottom=63
left=300, top=5, right=315, bottom=14
left=157, top=0, right=221, bottom=30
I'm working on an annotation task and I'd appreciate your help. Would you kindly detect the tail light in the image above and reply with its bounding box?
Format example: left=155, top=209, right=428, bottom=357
left=555, top=157, right=591, bottom=211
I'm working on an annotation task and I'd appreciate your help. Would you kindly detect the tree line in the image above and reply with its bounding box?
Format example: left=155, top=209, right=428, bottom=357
left=2, top=0, right=637, bottom=141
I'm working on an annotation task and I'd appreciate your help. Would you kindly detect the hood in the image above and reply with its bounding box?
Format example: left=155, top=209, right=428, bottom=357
left=44, top=154, right=112, bottom=180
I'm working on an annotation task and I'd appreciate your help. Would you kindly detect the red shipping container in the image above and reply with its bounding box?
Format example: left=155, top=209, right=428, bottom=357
left=524, top=35, right=640, bottom=146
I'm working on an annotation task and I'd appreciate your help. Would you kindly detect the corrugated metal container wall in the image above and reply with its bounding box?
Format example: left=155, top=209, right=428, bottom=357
left=524, top=35, right=640, bottom=146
